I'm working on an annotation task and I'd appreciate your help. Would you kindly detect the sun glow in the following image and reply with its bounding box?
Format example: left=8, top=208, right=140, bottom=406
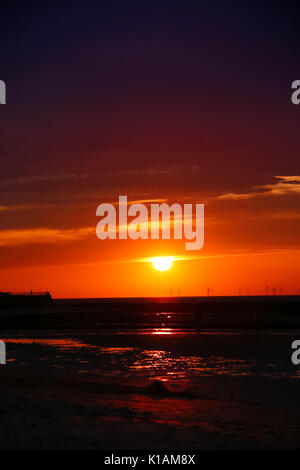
left=152, top=257, right=173, bottom=271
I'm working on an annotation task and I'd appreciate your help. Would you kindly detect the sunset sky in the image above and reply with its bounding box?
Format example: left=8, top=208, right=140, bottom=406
left=0, top=1, right=300, bottom=297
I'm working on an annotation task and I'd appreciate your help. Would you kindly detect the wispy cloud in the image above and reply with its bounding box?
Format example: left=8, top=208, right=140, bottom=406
left=0, top=227, right=94, bottom=246
left=218, top=175, right=300, bottom=200
left=119, top=198, right=167, bottom=205
left=0, top=204, right=48, bottom=212
left=0, top=173, right=89, bottom=187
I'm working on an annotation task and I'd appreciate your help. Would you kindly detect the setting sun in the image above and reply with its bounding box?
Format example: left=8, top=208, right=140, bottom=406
left=152, top=257, right=173, bottom=271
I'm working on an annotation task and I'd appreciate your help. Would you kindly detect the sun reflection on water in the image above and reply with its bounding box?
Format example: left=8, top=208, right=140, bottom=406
left=3, top=332, right=300, bottom=382
left=151, top=328, right=174, bottom=335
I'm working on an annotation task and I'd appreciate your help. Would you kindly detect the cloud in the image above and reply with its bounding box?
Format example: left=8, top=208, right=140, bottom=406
left=0, top=173, right=89, bottom=187
left=218, top=175, right=300, bottom=200
left=120, top=198, right=167, bottom=205
left=0, top=204, right=48, bottom=212
left=0, top=227, right=94, bottom=246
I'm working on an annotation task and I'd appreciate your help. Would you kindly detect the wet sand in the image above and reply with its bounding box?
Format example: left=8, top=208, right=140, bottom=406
left=1, top=365, right=300, bottom=449
left=1, top=315, right=300, bottom=450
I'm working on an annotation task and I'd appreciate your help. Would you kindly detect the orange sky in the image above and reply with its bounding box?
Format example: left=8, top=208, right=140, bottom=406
left=0, top=181, right=299, bottom=298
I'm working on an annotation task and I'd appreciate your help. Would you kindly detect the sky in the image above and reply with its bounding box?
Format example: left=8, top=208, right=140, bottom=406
left=0, top=0, right=300, bottom=297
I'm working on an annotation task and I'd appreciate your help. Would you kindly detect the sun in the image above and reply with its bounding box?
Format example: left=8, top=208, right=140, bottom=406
left=152, top=257, right=173, bottom=271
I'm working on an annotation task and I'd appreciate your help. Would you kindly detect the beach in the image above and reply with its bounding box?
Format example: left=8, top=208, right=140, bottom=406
left=1, top=325, right=300, bottom=449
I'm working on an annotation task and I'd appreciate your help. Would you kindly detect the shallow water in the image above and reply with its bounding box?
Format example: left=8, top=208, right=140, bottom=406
left=2, top=328, right=300, bottom=383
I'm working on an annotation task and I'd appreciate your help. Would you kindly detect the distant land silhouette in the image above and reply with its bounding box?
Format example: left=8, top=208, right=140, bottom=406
left=0, top=291, right=53, bottom=308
